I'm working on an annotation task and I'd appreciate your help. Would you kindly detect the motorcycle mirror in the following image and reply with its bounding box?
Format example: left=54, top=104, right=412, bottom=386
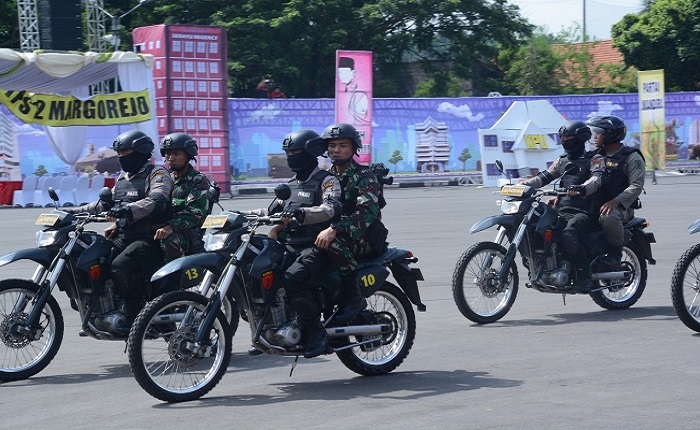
left=48, top=187, right=59, bottom=202
left=98, top=187, right=113, bottom=204
left=274, top=184, right=292, bottom=201
left=564, top=164, right=581, bottom=176
left=495, top=160, right=505, bottom=174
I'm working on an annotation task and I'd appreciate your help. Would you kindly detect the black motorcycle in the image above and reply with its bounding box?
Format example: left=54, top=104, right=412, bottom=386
left=127, top=185, right=425, bottom=402
left=452, top=161, right=656, bottom=323
left=670, top=218, right=700, bottom=332
left=0, top=187, right=236, bottom=381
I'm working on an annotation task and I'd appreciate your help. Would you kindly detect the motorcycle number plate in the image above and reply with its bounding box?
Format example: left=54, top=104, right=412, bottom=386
left=500, top=185, right=526, bottom=197
left=35, top=213, right=60, bottom=226
left=202, top=214, right=227, bottom=229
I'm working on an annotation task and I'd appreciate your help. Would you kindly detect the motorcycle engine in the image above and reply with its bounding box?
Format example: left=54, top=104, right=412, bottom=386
left=94, top=309, right=129, bottom=333
left=268, top=319, right=302, bottom=347
left=539, top=260, right=572, bottom=287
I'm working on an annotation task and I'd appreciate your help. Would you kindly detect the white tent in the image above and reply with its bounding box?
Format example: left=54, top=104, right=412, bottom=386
left=0, top=49, right=159, bottom=167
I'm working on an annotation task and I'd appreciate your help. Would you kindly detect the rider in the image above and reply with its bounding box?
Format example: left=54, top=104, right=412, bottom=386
left=520, top=121, right=605, bottom=291
left=69, top=130, right=173, bottom=331
left=315, top=123, right=385, bottom=320
left=586, top=115, right=646, bottom=269
left=153, top=132, right=211, bottom=262
left=246, top=130, right=342, bottom=358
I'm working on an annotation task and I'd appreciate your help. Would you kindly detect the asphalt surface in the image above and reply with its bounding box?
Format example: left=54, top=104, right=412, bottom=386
left=1, top=172, right=699, bottom=429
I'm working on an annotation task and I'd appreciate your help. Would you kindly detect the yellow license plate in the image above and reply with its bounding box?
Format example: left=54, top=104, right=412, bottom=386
left=500, top=185, right=526, bottom=197
left=202, top=214, right=228, bottom=229
left=35, top=213, right=60, bottom=226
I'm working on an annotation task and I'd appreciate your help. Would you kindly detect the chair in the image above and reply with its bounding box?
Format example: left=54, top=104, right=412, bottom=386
left=33, top=176, right=59, bottom=208
left=12, top=174, right=38, bottom=207
left=56, top=176, right=78, bottom=206
left=73, top=175, right=91, bottom=205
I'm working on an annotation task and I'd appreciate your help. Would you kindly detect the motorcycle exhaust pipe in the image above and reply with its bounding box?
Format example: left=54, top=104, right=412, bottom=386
left=592, top=271, right=629, bottom=280
left=326, top=324, right=386, bottom=338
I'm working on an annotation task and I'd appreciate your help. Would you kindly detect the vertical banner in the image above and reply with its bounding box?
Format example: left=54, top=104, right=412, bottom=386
left=638, top=69, right=665, bottom=170
left=335, top=50, right=373, bottom=164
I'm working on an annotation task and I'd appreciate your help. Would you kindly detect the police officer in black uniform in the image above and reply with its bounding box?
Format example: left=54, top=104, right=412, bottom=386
left=70, top=130, right=173, bottom=332
left=521, top=121, right=605, bottom=291
left=246, top=130, right=342, bottom=358
left=587, top=115, right=645, bottom=269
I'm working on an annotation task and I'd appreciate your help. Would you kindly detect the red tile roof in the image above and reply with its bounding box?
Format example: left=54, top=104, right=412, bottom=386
left=553, top=39, right=629, bottom=89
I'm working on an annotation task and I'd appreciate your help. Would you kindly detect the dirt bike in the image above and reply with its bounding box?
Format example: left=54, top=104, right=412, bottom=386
left=452, top=161, right=656, bottom=324
left=0, top=187, right=237, bottom=381
left=127, top=184, right=425, bottom=402
left=670, top=218, right=700, bottom=332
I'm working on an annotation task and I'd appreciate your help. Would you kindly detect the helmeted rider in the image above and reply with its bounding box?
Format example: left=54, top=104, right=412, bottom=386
left=520, top=121, right=605, bottom=292
left=245, top=129, right=342, bottom=358
left=586, top=115, right=645, bottom=270
left=315, top=123, right=387, bottom=319
left=68, top=129, right=173, bottom=332
left=154, top=132, right=211, bottom=262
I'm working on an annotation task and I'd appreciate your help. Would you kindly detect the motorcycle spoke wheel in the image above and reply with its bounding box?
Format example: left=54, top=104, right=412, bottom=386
left=336, top=283, right=415, bottom=376
left=452, top=242, right=518, bottom=324
left=0, top=279, right=63, bottom=381
left=671, top=243, right=700, bottom=332
left=590, top=244, right=646, bottom=310
left=128, top=291, right=232, bottom=402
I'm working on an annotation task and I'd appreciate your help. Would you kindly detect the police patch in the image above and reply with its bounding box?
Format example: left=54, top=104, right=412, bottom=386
left=322, top=180, right=335, bottom=191
left=591, top=157, right=604, bottom=171
left=153, top=172, right=165, bottom=183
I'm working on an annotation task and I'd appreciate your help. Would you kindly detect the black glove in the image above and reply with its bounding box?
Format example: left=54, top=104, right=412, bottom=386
left=281, top=208, right=305, bottom=224
left=567, top=185, right=586, bottom=196
left=107, top=206, right=133, bottom=222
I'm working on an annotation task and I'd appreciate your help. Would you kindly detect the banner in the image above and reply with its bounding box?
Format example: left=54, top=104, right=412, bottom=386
left=335, top=50, right=373, bottom=164
left=0, top=89, right=152, bottom=127
left=638, top=69, right=665, bottom=170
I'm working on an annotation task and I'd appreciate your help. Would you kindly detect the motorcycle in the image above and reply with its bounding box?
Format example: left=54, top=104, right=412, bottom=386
left=670, top=219, right=700, bottom=332
left=126, top=184, right=426, bottom=403
left=0, top=187, right=237, bottom=381
left=452, top=160, right=656, bottom=323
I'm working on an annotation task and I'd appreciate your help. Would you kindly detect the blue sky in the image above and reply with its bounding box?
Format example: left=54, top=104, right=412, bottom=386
left=510, top=0, right=644, bottom=40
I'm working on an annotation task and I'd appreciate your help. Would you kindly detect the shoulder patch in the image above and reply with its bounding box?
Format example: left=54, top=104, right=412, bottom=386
left=322, top=180, right=335, bottom=191
left=153, top=172, right=165, bottom=183
left=591, top=157, right=604, bottom=171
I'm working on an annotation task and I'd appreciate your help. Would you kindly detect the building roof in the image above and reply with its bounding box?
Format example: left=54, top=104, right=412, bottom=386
left=552, top=39, right=629, bottom=89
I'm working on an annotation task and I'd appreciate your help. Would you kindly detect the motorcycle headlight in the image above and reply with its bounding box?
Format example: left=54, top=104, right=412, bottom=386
left=36, top=230, right=59, bottom=247
left=500, top=200, right=522, bottom=215
left=204, top=232, right=229, bottom=251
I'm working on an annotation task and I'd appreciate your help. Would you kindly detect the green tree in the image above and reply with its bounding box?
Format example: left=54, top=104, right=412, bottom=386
left=612, top=0, right=700, bottom=91
left=0, top=0, right=18, bottom=48
left=34, top=165, right=48, bottom=177
left=497, top=33, right=562, bottom=95
left=458, top=147, right=472, bottom=171
left=414, top=71, right=467, bottom=97
left=388, top=149, right=403, bottom=173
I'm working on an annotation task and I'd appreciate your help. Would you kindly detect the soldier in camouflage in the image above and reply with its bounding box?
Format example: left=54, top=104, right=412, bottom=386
left=68, top=130, right=173, bottom=331
left=154, top=133, right=210, bottom=262
left=316, top=123, right=384, bottom=323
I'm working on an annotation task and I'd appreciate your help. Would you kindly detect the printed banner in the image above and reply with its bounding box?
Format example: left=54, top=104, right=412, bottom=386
left=335, top=50, right=373, bottom=164
left=638, top=69, right=666, bottom=170
left=0, top=89, right=152, bottom=127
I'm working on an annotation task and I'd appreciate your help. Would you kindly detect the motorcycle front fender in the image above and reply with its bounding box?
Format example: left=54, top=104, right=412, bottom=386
left=150, top=252, right=227, bottom=287
left=0, top=247, right=55, bottom=268
left=688, top=219, right=700, bottom=235
left=470, top=215, right=518, bottom=235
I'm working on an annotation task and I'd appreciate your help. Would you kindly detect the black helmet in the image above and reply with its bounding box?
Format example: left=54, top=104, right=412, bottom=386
left=112, top=130, right=154, bottom=155
left=321, top=123, right=362, bottom=151
left=586, top=115, right=627, bottom=145
left=160, top=132, right=198, bottom=158
left=281, top=129, right=325, bottom=157
left=559, top=121, right=592, bottom=143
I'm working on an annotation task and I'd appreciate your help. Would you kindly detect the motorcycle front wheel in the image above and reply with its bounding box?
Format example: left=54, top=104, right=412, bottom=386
left=127, top=290, right=232, bottom=402
left=336, top=282, right=416, bottom=376
left=590, top=244, right=647, bottom=310
left=0, top=279, right=64, bottom=381
left=452, top=242, right=519, bottom=324
left=671, top=243, right=700, bottom=332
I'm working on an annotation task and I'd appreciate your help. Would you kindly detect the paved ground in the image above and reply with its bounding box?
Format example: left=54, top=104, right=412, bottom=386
left=1, top=173, right=699, bottom=429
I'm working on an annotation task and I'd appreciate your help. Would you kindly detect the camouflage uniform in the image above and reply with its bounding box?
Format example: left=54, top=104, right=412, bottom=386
left=161, top=165, right=211, bottom=262
left=328, top=160, right=381, bottom=276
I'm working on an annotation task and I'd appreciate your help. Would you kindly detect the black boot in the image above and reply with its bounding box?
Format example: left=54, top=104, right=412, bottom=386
left=303, top=320, right=329, bottom=358
left=599, top=247, right=623, bottom=271
left=334, top=276, right=367, bottom=325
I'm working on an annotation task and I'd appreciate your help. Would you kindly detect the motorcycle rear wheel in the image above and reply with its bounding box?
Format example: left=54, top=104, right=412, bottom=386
left=670, top=243, right=700, bottom=332
left=336, top=282, right=415, bottom=376
left=127, top=290, right=232, bottom=402
left=0, top=279, right=64, bottom=381
left=452, top=242, right=519, bottom=324
left=590, top=244, right=647, bottom=310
